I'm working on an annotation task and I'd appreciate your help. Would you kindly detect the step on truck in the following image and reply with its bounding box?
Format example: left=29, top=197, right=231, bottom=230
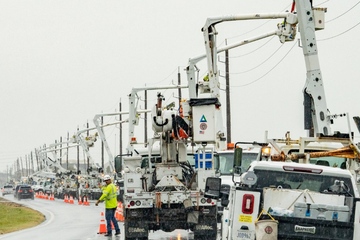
left=221, top=147, right=360, bottom=239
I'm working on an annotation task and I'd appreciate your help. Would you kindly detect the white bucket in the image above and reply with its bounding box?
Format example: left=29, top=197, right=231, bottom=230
left=255, top=219, right=279, bottom=240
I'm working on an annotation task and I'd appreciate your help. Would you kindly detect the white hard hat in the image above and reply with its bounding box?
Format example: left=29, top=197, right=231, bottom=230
left=103, top=175, right=111, bottom=181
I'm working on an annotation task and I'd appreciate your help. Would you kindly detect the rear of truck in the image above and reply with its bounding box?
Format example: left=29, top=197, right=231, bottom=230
left=222, top=161, right=360, bottom=240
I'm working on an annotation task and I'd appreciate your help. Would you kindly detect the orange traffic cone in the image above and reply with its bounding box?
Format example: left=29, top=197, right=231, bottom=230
left=69, top=195, right=74, bottom=204
left=117, top=201, right=125, bottom=222
left=78, top=196, right=83, bottom=205
left=97, top=212, right=107, bottom=234
left=50, top=193, right=55, bottom=201
left=83, top=196, right=90, bottom=206
left=64, top=194, right=69, bottom=203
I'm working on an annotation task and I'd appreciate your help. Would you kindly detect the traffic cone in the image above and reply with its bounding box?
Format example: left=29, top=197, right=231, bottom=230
left=69, top=195, right=74, bottom=204
left=97, top=212, right=107, bottom=234
left=50, top=193, right=55, bottom=201
left=78, top=196, right=83, bottom=205
left=83, top=196, right=90, bottom=206
left=117, top=201, right=125, bottom=222
left=64, top=194, right=69, bottom=203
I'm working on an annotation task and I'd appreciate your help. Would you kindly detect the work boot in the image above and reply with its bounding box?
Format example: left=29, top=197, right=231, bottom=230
left=115, top=231, right=120, bottom=236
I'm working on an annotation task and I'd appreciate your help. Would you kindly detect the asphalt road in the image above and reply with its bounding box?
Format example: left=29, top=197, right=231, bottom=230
left=0, top=194, right=202, bottom=240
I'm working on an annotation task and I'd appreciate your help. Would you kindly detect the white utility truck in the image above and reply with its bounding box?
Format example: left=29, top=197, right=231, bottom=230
left=221, top=156, right=360, bottom=239
left=121, top=85, right=224, bottom=239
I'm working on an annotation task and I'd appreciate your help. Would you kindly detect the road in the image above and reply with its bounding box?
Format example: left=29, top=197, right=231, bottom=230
left=0, top=195, right=205, bottom=240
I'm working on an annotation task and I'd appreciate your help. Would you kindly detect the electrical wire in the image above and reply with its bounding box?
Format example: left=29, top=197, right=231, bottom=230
left=218, top=3, right=292, bottom=48
left=228, top=36, right=276, bottom=58
left=222, top=1, right=360, bottom=86
left=318, top=21, right=360, bottom=41
left=326, top=1, right=360, bottom=23
left=230, top=40, right=297, bottom=88
left=146, top=67, right=180, bottom=86
left=229, top=44, right=283, bottom=74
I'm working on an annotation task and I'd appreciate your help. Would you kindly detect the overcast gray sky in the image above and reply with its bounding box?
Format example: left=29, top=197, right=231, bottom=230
left=1, top=0, right=359, bottom=173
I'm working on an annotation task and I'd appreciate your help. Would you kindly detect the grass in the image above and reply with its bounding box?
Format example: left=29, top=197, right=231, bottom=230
left=0, top=197, right=45, bottom=234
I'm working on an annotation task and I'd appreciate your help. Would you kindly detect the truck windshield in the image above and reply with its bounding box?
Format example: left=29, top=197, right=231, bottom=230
left=215, top=152, right=258, bottom=175
left=253, top=169, right=354, bottom=196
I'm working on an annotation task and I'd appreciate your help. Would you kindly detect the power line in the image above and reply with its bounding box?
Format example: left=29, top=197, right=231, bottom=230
left=229, top=44, right=283, bottom=74
left=228, top=36, right=276, bottom=58
left=326, top=1, right=360, bottom=23
left=318, top=21, right=360, bottom=41
left=231, top=40, right=297, bottom=88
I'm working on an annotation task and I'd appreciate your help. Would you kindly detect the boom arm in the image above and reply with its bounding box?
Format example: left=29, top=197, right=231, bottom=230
left=295, top=0, right=332, bottom=135
left=196, top=0, right=330, bottom=136
left=201, top=12, right=297, bottom=99
left=93, top=112, right=130, bottom=174
left=127, top=85, right=187, bottom=154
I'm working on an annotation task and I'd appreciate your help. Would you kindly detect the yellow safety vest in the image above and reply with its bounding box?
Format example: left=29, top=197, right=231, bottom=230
left=99, top=183, right=117, bottom=208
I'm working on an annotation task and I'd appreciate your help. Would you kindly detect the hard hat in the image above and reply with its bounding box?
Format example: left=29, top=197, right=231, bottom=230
left=103, top=175, right=111, bottom=181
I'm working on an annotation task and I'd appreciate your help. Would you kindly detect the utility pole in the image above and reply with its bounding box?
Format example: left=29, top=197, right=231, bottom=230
left=178, top=67, right=182, bottom=106
left=59, top=136, right=63, bottom=166
left=54, top=139, right=58, bottom=173
left=225, top=39, right=231, bottom=144
left=20, top=157, right=24, bottom=177
left=144, top=91, right=148, bottom=146
left=30, top=151, right=34, bottom=174
left=66, top=132, right=69, bottom=170
left=101, top=115, right=104, bottom=169
left=86, top=122, right=90, bottom=171
left=119, top=100, right=123, bottom=159
left=77, top=126, right=80, bottom=174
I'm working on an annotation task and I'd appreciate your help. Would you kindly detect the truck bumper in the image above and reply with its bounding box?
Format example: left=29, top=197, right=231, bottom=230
left=276, top=216, right=353, bottom=239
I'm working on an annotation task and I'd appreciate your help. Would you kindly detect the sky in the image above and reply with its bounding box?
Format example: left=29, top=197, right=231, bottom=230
left=1, top=0, right=359, bottom=174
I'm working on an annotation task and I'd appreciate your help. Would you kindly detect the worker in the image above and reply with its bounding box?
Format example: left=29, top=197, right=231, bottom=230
left=95, top=175, right=120, bottom=236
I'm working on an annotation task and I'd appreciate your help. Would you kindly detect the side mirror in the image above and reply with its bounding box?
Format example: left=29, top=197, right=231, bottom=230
left=221, top=198, right=229, bottom=207
left=233, top=148, right=243, bottom=175
left=204, top=177, right=221, bottom=199
left=220, top=184, right=230, bottom=207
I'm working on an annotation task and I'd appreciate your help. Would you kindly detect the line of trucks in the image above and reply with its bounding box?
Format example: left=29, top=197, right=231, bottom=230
left=119, top=0, right=360, bottom=239
left=15, top=0, right=360, bottom=239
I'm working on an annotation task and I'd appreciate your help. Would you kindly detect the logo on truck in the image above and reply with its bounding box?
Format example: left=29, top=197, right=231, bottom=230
left=294, top=225, right=316, bottom=234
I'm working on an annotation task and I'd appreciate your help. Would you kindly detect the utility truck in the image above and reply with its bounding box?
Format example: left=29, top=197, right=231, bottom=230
left=121, top=82, right=224, bottom=239
left=221, top=157, right=360, bottom=239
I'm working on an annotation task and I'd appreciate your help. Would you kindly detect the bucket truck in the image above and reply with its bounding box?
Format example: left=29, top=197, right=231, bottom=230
left=194, top=0, right=360, bottom=239
left=121, top=83, right=225, bottom=240
left=32, top=137, right=79, bottom=197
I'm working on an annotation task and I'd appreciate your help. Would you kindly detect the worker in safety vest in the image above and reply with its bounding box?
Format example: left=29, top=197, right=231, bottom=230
left=95, top=175, right=120, bottom=236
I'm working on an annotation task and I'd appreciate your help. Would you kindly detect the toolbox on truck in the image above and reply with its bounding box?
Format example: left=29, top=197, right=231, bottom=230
left=294, top=202, right=350, bottom=222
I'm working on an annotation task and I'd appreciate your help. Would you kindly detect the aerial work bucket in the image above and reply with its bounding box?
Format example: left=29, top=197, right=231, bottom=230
left=255, top=210, right=279, bottom=240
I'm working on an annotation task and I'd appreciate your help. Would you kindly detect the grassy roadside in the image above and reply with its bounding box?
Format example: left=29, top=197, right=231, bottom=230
left=0, top=197, right=45, bottom=235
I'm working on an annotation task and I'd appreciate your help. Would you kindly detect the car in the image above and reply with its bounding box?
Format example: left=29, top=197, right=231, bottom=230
left=1, top=184, right=14, bottom=196
left=14, top=184, right=34, bottom=200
